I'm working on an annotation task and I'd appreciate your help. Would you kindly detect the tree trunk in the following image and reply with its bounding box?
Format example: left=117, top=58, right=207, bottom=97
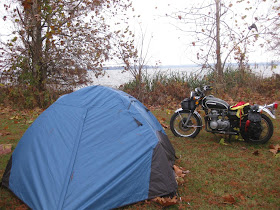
left=30, top=0, right=46, bottom=91
left=215, top=0, right=223, bottom=81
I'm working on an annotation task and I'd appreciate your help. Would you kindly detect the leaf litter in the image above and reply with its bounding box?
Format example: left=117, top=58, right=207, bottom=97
left=269, top=144, right=280, bottom=157
left=152, top=165, right=190, bottom=207
left=0, top=144, right=12, bottom=155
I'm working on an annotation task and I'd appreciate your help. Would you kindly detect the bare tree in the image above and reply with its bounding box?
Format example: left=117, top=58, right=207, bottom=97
left=268, top=3, right=280, bottom=55
left=167, top=0, right=273, bottom=81
left=118, top=25, right=152, bottom=101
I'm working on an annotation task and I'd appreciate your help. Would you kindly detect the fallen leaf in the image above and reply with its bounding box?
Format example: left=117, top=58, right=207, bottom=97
left=160, top=122, right=168, bottom=129
left=176, top=177, right=185, bottom=185
left=253, top=150, right=260, bottom=156
left=0, top=132, right=11, bottom=136
left=219, top=138, right=228, bottom=146
left=152, top=196, right=177, bottom=206
left=174, top=165, right=187, bottom=178
left=10, top=115, right=20, bottom=120
left=271, top=190, right=279, bottom=194
left=269, top=144, right=280, bottom=155
left=166, top=109, right=171, bottom=115
left=0, top=144, right=12, bottom=155
left=269, top=145, right=275, bottom=149
left=182, top=169, right=190, bottom=174
left=208, top=167, right=217, bottom=174
left=236, top=192, right=246, bottom=201
left=14, top=204, right=28, bottom=210
left=223, top=194, right=236, bottom=204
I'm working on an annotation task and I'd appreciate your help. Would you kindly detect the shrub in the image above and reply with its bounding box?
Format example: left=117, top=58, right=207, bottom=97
left=121, top=67, right=279, bottom=106
left=0, top=85, right=72, bottom=109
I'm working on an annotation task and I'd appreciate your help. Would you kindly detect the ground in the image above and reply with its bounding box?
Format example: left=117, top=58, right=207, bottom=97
left=0, top=105, right=280, bottom=209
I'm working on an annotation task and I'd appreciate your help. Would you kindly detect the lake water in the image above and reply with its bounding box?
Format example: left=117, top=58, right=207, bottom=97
left=87, top=63, right=280, bottom=88
left=1, top=63, right=277, bottom=88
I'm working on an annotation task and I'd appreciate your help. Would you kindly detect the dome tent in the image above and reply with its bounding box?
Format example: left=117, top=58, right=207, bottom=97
left=1, top=86, right=177, bottom=209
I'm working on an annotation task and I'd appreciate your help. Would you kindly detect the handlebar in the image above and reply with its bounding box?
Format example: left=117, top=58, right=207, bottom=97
left=190, top=85, right=212, bottom=99
left=203, top=85, right=213, bottom=91
left=196, top=85, right=212, bottom=94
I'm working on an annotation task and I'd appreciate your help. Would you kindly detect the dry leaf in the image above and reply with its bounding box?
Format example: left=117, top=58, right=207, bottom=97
left=252, top=150, right=260, bottom=156
left=208, top=167, right=217, bottom=174
left=269, top=144, right=275, bottom=149
left=0, top=144, right=12, bottom=155
left=0, top=132, right=11, bottom=136
left=174, top=165, right=187, bottom=178
left=152, top=196, right=177, bottom=206
left=160, top=122, right=168, bottom=129
left=176, top=177, right=185, bottom=185
left=223, top=194, right=236, bottom=204
left=269, top=144, right=280, bottom=155
left=236, top=192, right=246, bottom=201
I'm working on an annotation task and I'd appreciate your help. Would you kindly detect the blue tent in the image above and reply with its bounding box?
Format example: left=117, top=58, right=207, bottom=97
left=2, top=86, right=177, bottom=209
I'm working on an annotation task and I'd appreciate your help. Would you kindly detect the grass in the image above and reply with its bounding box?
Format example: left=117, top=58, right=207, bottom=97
left=0, top=107, right=43, bottom=209
left=155, top=108, right=280, bottom=209
left=0, top=105, right=280, bottom=209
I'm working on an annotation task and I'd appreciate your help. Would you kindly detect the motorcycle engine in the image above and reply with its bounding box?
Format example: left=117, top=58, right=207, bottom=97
left=208, top=110, right=230, bottom=130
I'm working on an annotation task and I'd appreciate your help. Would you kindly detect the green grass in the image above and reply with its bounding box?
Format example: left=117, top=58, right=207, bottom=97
left=0, top=107, right=42, bottom=209
left=153, top=108, right=280, bottom=209
left=0, top=106, right=280, bottom=209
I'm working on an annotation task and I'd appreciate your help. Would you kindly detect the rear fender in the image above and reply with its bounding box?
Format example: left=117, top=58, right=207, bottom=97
left=258, top=106, right=276, bottom=119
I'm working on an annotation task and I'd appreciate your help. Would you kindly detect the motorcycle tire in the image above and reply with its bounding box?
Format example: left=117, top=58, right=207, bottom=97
left=170, top=110, right=201, bottom=138
left=241, top=114, right=274, bottom=144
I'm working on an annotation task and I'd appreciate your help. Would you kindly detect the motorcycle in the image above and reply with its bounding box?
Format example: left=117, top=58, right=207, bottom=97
left=170, top=85, right=278, bottom=144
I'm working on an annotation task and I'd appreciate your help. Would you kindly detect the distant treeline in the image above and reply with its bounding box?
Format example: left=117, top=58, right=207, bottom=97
left=102, top=62, right=279, bottom=71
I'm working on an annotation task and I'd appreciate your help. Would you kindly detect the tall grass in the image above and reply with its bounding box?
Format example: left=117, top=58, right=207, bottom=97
left=0, top=85, right=73, bottom=109
left=121, top=67, right=280, bottom=106
left=120, top=69, right=191, bottom=106
left=1, top=67, right=279, bottom=109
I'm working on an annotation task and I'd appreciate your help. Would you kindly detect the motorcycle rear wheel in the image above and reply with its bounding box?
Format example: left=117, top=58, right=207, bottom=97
left=170, top=110, right=201, bottom=138
left=241, top=114, right=273, bottom=144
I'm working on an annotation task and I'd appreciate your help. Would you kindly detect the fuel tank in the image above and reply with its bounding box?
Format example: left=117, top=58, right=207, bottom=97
left=203, top=95, right=229, bottom=110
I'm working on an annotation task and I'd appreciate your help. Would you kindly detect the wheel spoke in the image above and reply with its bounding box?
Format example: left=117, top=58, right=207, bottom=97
left=173, top=112, right=199, bottom=137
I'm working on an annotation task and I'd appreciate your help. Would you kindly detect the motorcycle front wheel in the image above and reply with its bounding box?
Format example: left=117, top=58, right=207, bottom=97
left=241, top=114, right=274, bottom=144
left=170, top=110, right=201, bottom=138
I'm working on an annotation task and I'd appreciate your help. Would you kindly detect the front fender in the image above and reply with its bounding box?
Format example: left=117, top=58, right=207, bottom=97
left=174, top=108, right=203, bottom=123
left=259, top=106, right=276, bottom=119
left=175, top=108, right=183, bottom=113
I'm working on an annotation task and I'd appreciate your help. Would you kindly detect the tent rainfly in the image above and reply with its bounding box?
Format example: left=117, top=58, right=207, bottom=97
left=1, top=85, right=177, bottom=209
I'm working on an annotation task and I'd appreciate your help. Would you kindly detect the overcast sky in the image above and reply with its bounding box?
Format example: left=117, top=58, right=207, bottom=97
left=0, top=0, right=277, bottom=66
left=129, top=0, right=190, bottom=65
left=129, top=0, right=277, bottom=66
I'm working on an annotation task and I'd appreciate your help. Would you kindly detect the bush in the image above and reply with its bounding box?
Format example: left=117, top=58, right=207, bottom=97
left=120, top=70, right=192, bottom=107
left=0, top=85, right=72, bottom=109
left=121, top=67, right=279, bottom=106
